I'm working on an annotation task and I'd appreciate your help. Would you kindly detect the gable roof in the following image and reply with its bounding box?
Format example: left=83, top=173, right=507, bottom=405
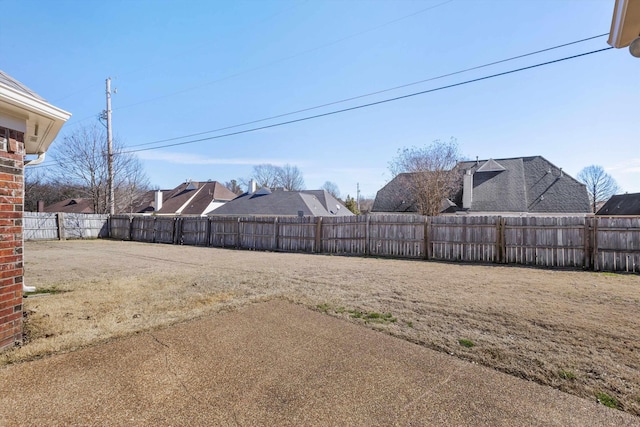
left=156, top=181, right=237, bottom=215
left=597, top=193, right=640, bottom=215
left=209, top=189, right=354, bottom=217
left=373, top=156, right=590, bottom=214
left=43, top=198, right=93, bottom=214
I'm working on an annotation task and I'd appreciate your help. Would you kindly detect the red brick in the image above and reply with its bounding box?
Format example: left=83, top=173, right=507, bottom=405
left=0, top=240, right=20, bottom=249
left=0, top=254, right=21, bottom=264
left=0, top=269, right=21, bottom=279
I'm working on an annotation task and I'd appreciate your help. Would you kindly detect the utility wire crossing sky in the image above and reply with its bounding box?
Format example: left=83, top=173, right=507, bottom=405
left=3, top=0, right=638, bottom=197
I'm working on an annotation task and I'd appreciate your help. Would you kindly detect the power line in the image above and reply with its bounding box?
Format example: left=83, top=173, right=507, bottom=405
left=60, top=0, right=454, bottom=127
left=121, top=47, right=613, bottom=155
left=30, top=43, right=612, bottom=170
left=128, top=33, right=609, bottom=149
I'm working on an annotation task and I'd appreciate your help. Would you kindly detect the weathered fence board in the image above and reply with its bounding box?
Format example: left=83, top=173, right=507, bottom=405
left=25, top=212, right=637, bottom=273
left=24, top=212, right=59, bottom=240
left=369, top=214, right=425, bottom=258
left=596, top=217, right=640, bottom=273
left=321, top=215, right=367, bottom=254
left=180, top=217, right=210, bottom=246
left=210, top=217, right=240, bottom=248
left=429, top=215, right=497, bottom=262
left=277, top=217, right=316, bottom=253
left=24, top=212, right=108, bottom=240
left=504, top=216, right=586, bottom=268
left=155, top=217, right=176, bottom=244
left=110, top=216, right=132, bottom=240
left=131, top=216, right=155, bottom=242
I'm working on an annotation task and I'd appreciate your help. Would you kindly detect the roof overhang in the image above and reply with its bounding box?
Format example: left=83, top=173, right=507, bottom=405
left=0, top=82, right=71, bottom=155
left=608, top=0, right=640, bottom=48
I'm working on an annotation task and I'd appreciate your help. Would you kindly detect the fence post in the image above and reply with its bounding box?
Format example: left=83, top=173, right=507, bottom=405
left=274, top=217, right=279, bottom=250
left=495, top=216, right=506, bottom=264
left=423, top=217, right=430, bottom=260
left=365, top=215, right=370, bottom=255
left=583, top=218, right=591, bottom=270
left=592, top=217, right=599, bottom=271
left=425, top=216, right=433, bottom=260
left=236, top=218, right=241, bottom=249
left=315, top=216, right=323, bottom=253
left=57, top=213, right=65, bottom=241
left=206, top=217, right=212, bottom=247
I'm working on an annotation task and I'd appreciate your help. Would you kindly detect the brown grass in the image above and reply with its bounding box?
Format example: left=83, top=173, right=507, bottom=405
left=5, top=240, right=640, bottom=416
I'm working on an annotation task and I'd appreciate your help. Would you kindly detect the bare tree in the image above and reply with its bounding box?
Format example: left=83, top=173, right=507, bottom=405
left=277, top=164, right=305, bottom=191
left=389, top=138, right=463, bottom=216
left=250, top=164, right=282, bottom=188
left=321, top=181, right=340, bottom=199
left=246, top=163, right=305, bottom=191
left=224, top=179, right=244, bottom=195
left=577, top=165, right=620, bottom=213
left=48, top=124, right=149, bottom=214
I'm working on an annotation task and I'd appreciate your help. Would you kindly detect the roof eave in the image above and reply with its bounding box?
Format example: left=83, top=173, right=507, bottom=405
left=0, top=84, right=71, bottom=155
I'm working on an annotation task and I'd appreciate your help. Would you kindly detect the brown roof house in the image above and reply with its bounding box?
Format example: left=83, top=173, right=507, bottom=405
left=43, top=198, right=93, bottom=214
left=147, top=180, right=237, bottom=216
left=0, top=70, right=71, bottom=350
left=210, top=181, right=353, bottom=217
left=373, top=156, right=590, bottom=215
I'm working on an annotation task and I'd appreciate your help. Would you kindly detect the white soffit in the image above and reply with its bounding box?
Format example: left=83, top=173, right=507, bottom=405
left=0, top=78, right=71, bottom=155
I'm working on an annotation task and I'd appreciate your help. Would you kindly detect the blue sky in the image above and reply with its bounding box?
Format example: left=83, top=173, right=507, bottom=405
left=1, top=0, right=638, bottom=199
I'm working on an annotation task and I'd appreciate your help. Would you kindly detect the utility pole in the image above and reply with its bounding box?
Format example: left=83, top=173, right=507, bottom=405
left=105, top=78, right=115, bottom=215
left=356, top=182, right=361, bottom=211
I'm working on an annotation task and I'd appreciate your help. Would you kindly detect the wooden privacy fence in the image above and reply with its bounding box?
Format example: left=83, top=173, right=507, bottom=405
left=27, top=213, right=640, bottom=273
left=24, top=212, right=109, bottom=241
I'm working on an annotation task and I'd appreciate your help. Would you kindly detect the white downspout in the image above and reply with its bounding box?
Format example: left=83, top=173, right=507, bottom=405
left=24, top=151, right=46, bottom=166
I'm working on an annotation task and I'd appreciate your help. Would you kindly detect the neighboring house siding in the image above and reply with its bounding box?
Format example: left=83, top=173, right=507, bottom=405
left=0, top=128, right=24, bottom=351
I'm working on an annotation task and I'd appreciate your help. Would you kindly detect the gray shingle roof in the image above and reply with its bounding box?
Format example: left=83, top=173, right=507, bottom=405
left=209, top=189, right=354, bottom=217
left=597, top=193, right=640, bottom=215
left=0, top=70, right=47, bottom=101
left=373, top=156, right=590, bottom=214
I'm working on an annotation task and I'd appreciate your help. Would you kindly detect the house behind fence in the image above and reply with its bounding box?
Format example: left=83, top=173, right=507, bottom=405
left=24, top=212, right=640, bottom=274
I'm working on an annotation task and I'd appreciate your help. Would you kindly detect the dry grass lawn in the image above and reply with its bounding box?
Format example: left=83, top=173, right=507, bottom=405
left=4, top=240, right=640, bottom=417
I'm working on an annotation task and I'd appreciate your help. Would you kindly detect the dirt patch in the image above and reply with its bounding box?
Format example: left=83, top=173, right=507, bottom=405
left=6, top=240, right=640, bottom=416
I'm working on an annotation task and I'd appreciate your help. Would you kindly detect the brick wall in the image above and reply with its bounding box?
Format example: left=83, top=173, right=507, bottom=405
left=0, top=127, right=24, bottom=351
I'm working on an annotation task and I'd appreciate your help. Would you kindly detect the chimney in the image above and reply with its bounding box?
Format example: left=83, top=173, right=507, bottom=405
left=37, top=200, right=45, bottom=212
left=154, top=190, right=163, bottom=211
left=462, top=170, right=473, bottom=209
left=249, top=179, right=257, bottom=194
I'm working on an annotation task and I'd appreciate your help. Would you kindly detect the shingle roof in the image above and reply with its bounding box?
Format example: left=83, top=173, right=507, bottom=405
left=0, top=70, right=47, bottom=101
left=371, top=173, right=419, bottom=213
left=43, top=198, right=93, bottom=214
left=156, top=181, right=237, bottom=215
left=597, top=193, right=640, bottom=215
left=373, top=156, right=590, bottom=214
left=209, top=189, right=354, bottom=217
